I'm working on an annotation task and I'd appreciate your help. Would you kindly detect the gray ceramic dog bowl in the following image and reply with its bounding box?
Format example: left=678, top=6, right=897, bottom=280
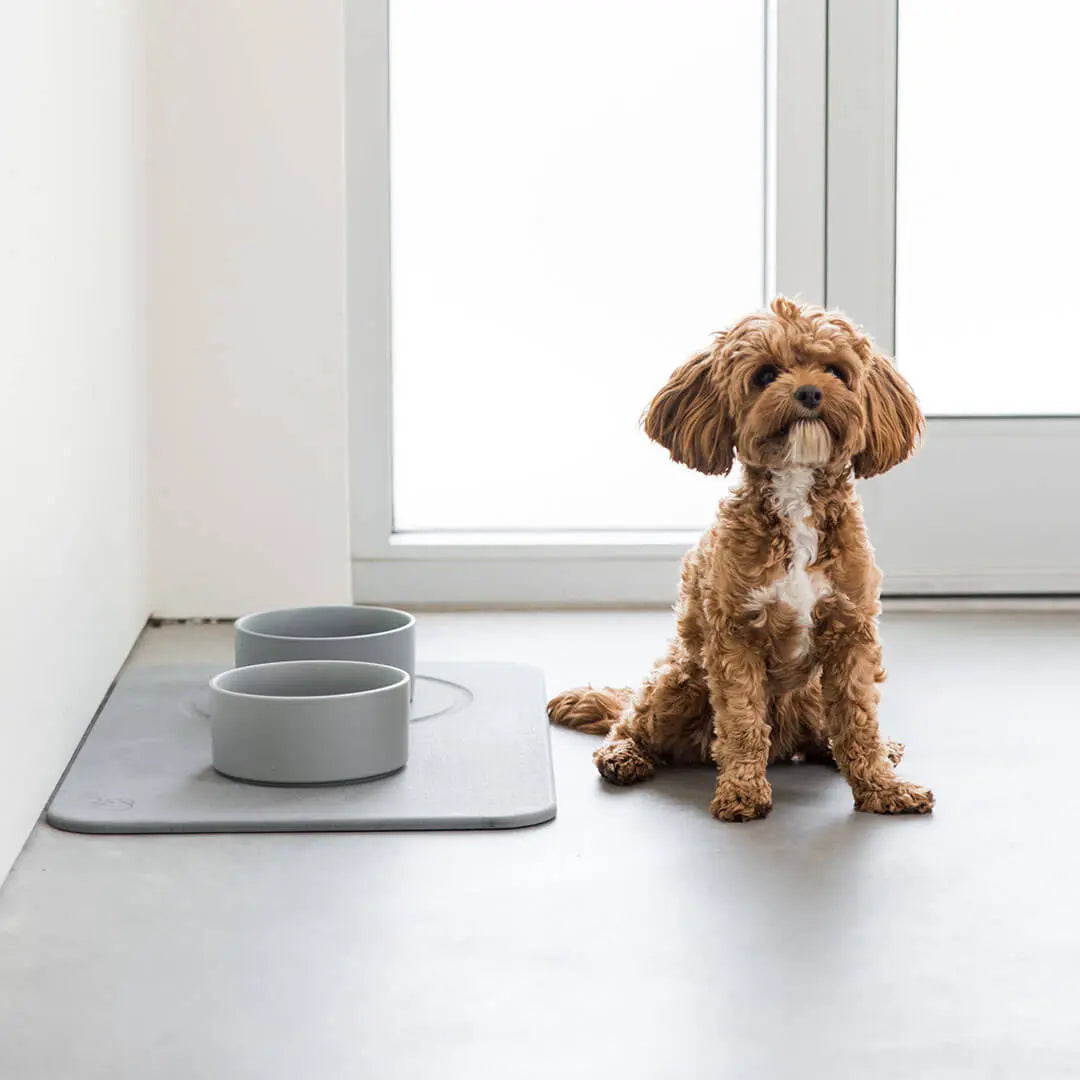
left=209, top=660, right=410, bottom=785
left=235, top=605, right=416, bottom=697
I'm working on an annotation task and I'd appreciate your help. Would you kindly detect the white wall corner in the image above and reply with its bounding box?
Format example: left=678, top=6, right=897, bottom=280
left=0, top=1, right=150, bottom=882
left=147, top=0, right=352, bottom=618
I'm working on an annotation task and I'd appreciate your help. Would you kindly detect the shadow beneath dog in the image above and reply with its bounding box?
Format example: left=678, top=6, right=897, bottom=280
left=597, top=758, right=934, bottom=959
left=597, top=758, right=847, bottom=816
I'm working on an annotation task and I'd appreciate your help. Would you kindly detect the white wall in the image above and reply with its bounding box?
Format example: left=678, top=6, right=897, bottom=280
left=0, top=3, right=149, bottom=879
left=147, top=0, right=352, bottom=617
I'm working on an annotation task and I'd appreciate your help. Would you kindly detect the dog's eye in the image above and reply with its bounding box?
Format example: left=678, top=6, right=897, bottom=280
left=825, top=364, right=848, bottom=385
left=753, top=365, right=780, bottom=388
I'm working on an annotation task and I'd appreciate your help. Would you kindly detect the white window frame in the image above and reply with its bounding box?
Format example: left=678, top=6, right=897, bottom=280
left=346, top=0, right=826, bottom=605
left=347, top=0, right=1079, bottom=605
left=828, top=0, right=1080, bottom=595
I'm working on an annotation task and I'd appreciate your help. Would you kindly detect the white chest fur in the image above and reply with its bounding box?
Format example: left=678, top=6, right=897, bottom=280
left=750, top=467, right=831, bottom=654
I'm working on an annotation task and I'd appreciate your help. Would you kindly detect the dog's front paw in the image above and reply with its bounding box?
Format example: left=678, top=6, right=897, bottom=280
left=593, top=739, right=655, bottom=786
left=710, top=776, right=772, bottom=822
left=854, top=779, right=934, bottom=815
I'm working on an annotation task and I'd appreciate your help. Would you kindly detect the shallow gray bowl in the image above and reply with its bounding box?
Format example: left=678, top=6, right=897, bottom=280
left=234, top=605, right=416, bottom=698
left=209, top=660, right=410, bottom=785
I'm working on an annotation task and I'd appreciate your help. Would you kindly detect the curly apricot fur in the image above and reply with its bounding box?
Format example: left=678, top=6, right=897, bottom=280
left=548, top=298, right=933, bottom=819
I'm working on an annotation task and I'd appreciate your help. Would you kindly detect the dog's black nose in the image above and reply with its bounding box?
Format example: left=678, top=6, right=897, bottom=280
left=794, top=385, right=823, bottom=409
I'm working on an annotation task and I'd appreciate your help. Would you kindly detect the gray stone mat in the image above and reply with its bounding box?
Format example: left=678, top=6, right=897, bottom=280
left=47, top=662, right=556, bottom=833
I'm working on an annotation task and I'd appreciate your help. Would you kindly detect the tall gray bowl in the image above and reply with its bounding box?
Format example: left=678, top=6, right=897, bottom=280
left=234, top=605, right=415, bottom=698
left=209, top=659, right=410, bottom=785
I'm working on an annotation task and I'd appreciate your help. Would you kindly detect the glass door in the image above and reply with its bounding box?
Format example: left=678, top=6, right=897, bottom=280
left=349, top=0, right=1075, bottom=603
left=388, top=0, right=765, bottom=534
left=348, top=0, right=806, bottom=605
left=830, top=0, right=1080, bottom=594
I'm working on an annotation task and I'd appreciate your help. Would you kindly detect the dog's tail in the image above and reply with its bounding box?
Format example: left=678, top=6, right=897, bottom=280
left=547, top=685, right=632, bottom=735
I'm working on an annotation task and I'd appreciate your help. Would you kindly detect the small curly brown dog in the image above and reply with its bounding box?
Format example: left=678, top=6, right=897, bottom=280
left=548, top=298, right=933, bottom=821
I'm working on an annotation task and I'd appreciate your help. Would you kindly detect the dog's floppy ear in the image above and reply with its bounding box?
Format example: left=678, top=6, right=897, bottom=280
left=852, top=351, right=924, bottom=478
left=642, top=344, right=735, bottom=476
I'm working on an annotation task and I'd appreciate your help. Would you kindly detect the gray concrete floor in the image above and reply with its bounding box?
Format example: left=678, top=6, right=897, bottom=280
left=1, top=610, right=1079, bottom=1079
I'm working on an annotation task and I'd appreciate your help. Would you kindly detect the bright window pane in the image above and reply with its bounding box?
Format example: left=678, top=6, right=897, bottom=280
left=390, top=1, right=765, bottom=530
left=896, top=0, right=1080, bottom=416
